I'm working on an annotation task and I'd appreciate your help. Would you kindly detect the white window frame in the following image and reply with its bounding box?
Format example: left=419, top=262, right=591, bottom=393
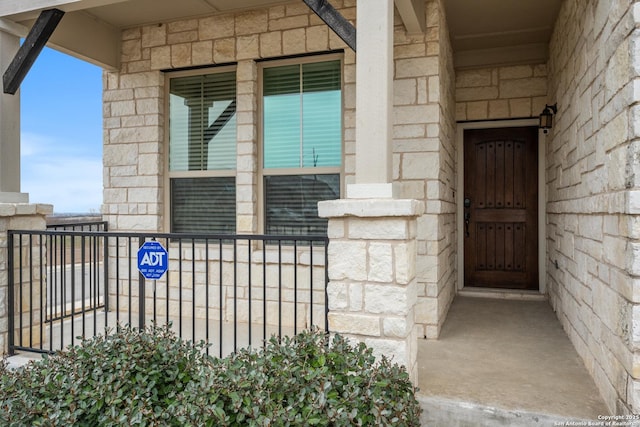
left=164, top=65, right=238, bottom=234
left=258, top=54, right=344, bottom=235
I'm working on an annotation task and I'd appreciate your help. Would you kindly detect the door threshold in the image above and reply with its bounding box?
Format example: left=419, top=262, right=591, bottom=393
left=459, top=287, right=547, bottom=301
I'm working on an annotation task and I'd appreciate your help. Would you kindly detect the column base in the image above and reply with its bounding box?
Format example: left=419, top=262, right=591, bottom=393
left=0, top=192, right=28, bottom=203
left=347, top=183, right=397, bottom=199
left=320, top=197, right=424, bottom=384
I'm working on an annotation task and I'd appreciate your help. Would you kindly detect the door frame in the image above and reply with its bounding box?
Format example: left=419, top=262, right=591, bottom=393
left=456, top=119, right=546, bottom=294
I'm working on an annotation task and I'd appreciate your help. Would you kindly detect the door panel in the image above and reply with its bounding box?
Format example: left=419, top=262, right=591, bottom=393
left=464, top=127, right=538, bottom=290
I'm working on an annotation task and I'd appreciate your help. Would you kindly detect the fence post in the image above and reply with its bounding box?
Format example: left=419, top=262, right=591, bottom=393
left=138, top=236, right=145, bottom=330
left=103, top=228, right=109, bottom=313
left=6, top=231, right=13, bottom=355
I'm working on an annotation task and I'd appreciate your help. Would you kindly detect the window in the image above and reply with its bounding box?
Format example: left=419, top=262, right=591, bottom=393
left=168, top=69, right=236, bottom=234
left=262, top=58, right=342, bottom=235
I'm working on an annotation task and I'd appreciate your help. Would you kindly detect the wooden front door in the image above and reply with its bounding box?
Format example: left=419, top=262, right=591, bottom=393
left=463, top=127, right=538, bottom=290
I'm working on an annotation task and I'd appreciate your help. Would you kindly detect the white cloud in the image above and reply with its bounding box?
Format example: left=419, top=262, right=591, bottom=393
left=20, top=132, right=50, bottom=156
left=21, top=132, right=103, bottom=213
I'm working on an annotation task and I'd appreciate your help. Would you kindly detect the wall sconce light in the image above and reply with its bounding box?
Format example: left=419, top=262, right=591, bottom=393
left=539, top=103, right=557, bottom=134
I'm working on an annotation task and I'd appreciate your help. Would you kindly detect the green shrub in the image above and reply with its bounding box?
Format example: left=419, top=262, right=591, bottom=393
left=0, top=325, right=421, bottom=426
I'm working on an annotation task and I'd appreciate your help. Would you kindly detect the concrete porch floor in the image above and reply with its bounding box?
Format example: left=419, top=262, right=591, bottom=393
left=416, top=295, right=610, bottom=425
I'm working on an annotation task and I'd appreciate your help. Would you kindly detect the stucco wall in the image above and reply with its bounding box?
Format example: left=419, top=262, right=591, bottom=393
left=547, top=0, right=640, bottom=414
left=103, top=0, right=454, bottom=339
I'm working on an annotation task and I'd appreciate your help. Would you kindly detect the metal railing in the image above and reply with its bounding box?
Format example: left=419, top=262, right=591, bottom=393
left=45, top=220, right=109, bottom=323
left=46, top=219, right=109, bottom=232
left=8, top=229, right=329, bottom=358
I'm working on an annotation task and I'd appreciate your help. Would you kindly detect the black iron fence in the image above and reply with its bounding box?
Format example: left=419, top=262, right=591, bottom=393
left=45, top=220, right=109, bottom=323
left=8, top=227, right=329, bottom=358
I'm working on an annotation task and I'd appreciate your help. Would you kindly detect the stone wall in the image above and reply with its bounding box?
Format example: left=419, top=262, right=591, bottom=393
left=103, top=2, right=358, bottom=233
left=103, top=1, right=454, bottom=338
left=407, top=0, right=456, bottom=339
left=455, top=64, right=548, bottom=122
left=320, top=198, right=424, bottom=382
left=107, top=239, right=327, bottom=337
left=0, top=203, right=52, bottom=355
left=547, top=0, right=639, bottom=413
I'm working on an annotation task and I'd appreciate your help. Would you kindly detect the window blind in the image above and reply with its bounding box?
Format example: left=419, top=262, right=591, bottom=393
left=263, top=61, right=341, bottom=169
left=170, top=177, right=236, bottom=234
left=264, top=174, right=339, bottom=236
left=168, top=70, right=237, bottom=234
left=169, top=72, right=237, bottom=172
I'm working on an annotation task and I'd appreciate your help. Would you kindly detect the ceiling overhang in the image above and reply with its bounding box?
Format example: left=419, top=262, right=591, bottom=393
left=455, top=43, right=549, bottom=70
left=15, top=11, right=121, bottom=70
left=444, top=0, right=562, bottom=70
left=394, top=0, right=425, bottom=34
left=0, top=0, right=561, bottom=72
left=0, top=0, right=130, bottom=20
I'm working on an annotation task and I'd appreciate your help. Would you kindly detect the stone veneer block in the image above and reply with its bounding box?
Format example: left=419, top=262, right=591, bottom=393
left=0, top=204, right=52, bottom=355
left=321, top=197, right=422, bottom=384
left=318, top=198, right=424, bottom=219
left=349, top=218, right=410, bottom=240
left=328, top=312, right=381, bottom=336
left=327, top=241, right=367, bottom=281
left=0, top=204, right=53, bottom=217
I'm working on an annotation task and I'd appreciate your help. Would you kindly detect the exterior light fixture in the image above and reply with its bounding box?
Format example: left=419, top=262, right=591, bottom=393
left=539, top=103, right=557, bottom=134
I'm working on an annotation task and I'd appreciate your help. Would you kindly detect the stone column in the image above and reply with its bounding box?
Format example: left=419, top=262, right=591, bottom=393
left=319, top=199, right=424, bottom=383
left=0, top=30, right=27, bottom=203
left=0, top=203, right=52, bottom=355
left=236, top=60, right=258, bottom=235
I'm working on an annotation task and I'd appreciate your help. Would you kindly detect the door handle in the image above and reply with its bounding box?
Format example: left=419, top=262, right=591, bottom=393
left=464, top=198, right=471, bottom=237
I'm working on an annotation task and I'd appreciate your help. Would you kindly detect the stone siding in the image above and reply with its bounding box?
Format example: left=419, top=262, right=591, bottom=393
left=104, top=2, right=358, bottom=233
left=407, top=0, right=456, bottom=339
left=103, top=0, right=454, bottom=339
left=107, top=240, right=327, bottom=334
left=455, top=64, right=548, bottom=122
left=319, top=198, right=424, bottom=382
left=0, top=203, right=52, bottom=355
left=547, top=0, right=639, bottom=414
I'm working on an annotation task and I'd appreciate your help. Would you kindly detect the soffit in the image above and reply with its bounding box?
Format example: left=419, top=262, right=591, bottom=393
left=85, top=0, right=290, bottom=28
left=5, top=0, right=290, bottom=26
left=443, top=0, right=562, bottom=69
left=3, top=0, right=562, bottom=70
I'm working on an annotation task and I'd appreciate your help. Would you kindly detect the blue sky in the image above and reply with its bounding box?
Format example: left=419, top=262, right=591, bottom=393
left=21, top=47, right=103, bottom=214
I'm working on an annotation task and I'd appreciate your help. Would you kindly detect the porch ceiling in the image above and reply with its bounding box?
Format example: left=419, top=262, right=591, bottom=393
left=0, top=0, right=562, bottom=70
left=443, top=0, right=562, bottom=69
left=1, top=0, right=297, bottom=29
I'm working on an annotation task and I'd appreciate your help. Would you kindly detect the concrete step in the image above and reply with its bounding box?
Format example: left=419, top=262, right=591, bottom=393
left=419, top=396, right=600, bottom=427
left=4, top=352, right=42, bottom=370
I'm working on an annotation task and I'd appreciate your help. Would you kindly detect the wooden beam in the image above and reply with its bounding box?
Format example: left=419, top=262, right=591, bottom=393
left=302, top=0, right=356, bottom=51
left=3, top=8, right=64, bottom=94
left=204, top=100, right=236, bottom=145
left=394, top=0, right=425, bottom=34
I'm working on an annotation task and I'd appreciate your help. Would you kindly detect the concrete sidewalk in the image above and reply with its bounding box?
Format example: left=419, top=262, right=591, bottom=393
left=417, top=295, right=609, bottom=425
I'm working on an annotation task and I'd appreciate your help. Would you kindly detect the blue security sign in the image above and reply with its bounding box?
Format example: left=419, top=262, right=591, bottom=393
left=137, top=241, right=168, bottom=280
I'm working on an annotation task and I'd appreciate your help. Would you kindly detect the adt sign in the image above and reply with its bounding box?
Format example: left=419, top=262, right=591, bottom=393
left=137, top=241, right=168, bottom=280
